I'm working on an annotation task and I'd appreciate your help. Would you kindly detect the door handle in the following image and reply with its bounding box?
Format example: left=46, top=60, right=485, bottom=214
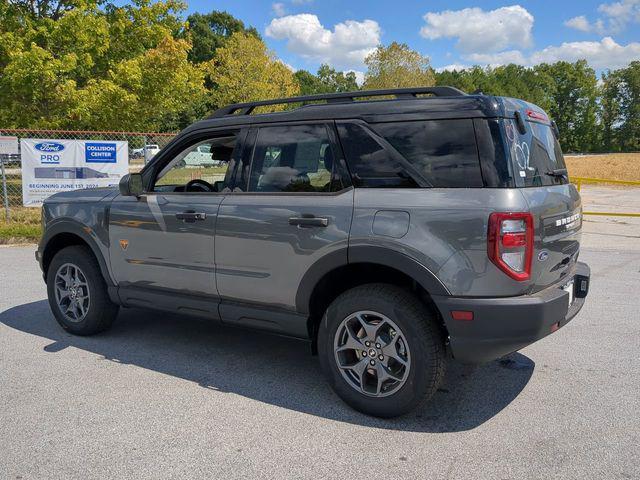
left=288, top=215, right=329, bottom=227
left=176, top=211, right=206, bottom=223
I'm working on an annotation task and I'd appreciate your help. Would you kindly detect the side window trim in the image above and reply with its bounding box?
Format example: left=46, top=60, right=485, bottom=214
left=336, top=119, right=432, bottom=188
left=327, top=121, right=352, bottom=190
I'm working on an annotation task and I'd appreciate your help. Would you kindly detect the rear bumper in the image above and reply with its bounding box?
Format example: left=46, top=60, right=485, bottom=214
left=432, top=262, right=590, bottom=364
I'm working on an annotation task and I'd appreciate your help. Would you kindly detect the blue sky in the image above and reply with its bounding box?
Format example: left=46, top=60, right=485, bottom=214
left=187, top=0, right=640, bottom=78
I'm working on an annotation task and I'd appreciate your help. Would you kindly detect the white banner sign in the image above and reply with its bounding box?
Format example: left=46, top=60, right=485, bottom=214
left=0, top=136, right=19, bottom=155
left=21, top=139, right=128, bottom=207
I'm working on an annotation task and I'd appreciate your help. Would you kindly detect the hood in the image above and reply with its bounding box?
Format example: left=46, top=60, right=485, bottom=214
left=44, top=186, right=118, bottom=204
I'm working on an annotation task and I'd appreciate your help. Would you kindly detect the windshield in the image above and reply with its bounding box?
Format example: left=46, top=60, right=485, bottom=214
left=503, top=118, right=568, bottom=187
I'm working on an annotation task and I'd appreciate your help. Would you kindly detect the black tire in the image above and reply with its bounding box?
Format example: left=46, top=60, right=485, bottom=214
left=46, top=245, right=119, bottom=335
left=318, top=283, right=446, bottom=418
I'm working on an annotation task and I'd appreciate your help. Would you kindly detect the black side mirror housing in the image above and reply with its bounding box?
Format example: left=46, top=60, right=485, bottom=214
left=119, top=173, right=144, bottom=197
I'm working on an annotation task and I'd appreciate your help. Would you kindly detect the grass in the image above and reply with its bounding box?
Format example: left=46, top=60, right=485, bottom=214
left=565, top=152, right=640, bottom=183
left=0, top=207, right=41, bottom=244
left=157, top=166, right=228, bottom=186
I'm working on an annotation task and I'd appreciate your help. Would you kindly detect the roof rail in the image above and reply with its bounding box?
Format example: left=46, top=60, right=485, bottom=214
left=210, top=86, right=466, bottom=118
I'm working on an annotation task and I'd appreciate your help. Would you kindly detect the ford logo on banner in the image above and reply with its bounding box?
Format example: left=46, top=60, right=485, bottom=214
left=35, top=142, right=65, bottom=153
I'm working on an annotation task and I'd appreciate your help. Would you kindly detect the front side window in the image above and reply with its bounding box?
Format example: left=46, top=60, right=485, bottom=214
left=248, top=124, right=341, bottom=193
left=153, top=134, right=238, bottom=193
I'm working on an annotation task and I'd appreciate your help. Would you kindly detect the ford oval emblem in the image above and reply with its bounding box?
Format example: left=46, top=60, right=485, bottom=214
left=538, top=251, right=549, bottom=262
left=35, top=142, right=65, bottom=153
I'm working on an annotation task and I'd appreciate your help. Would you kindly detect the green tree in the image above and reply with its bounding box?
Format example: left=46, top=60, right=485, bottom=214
left=295, top=64, right=358, bottom=95
left=207, top=32, right=299, bottom=110
left=184, top=10, right=259, bottom=64
left=615, top=61, right=640, bottom=151
left=600, top=70, right=622, bottom=151
left=71, top=36, right=207, bottom=131
left=535, top=60, right=599, bottom=152
left=363, top=42, right=435, bottom=90
left=4, top=0, right=89, bottom=20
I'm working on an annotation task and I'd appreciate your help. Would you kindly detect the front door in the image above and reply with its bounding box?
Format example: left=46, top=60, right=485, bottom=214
left=215, top=123, right=354, bottom=335
left=108, top=132, right=240, bottom=314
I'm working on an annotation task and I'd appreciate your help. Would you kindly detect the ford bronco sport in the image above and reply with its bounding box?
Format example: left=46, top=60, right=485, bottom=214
left=37, top=87, right=590, bottom=418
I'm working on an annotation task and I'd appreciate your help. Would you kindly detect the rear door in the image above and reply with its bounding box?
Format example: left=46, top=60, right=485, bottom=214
left=214, top=122, right=354, bottom=335
left=502, top=114, right=582, bottom=291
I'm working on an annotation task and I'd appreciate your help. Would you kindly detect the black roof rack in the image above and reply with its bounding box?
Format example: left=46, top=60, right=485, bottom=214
left=210, top=86, right=466, bottom=118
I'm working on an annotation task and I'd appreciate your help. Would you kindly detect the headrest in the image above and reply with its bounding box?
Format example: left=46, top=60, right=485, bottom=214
left=211, top=145, right=234, bottom=162
left=322, top=145, right=334, bottom=171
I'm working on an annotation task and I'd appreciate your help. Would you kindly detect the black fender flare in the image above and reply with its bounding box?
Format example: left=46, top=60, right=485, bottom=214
left=40, top=219, right=115, bottom=286
left=295, top=245, right=450, bottom=314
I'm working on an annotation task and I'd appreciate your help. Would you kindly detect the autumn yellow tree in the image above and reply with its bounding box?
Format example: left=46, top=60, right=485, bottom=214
left=208, top=32, right=299, bottom=109
left=363, top=42, right=435, bottom=90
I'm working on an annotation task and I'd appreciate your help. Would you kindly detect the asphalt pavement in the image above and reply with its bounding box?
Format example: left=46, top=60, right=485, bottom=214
left=1, top=210, right=639, bottom=479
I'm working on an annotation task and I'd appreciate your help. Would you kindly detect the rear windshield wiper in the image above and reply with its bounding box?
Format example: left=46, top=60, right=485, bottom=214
left=545, top=168, right=568, bottom=178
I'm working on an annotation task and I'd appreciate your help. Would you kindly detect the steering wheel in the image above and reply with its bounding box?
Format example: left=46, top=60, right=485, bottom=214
left=185, top=179, right=215, bottom=192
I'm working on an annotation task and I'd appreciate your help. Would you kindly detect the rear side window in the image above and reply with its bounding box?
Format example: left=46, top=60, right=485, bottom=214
left=336, top=123, right=418, bottom=188
left=373, top=119, right=483, bottom=188
left=248, top=124, right=342, bottom=193
left=338, top=120, right=483, bottom=188
left=503, top=118, right=568, bottom=187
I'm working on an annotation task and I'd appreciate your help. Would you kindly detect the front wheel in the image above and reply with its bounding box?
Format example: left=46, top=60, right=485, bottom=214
left=46, top=245, right=119, bottom=335
left=318, top=284, right=446, bottom=418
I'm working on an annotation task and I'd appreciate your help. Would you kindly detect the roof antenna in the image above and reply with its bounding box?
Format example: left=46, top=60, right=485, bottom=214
left=472, top=89, right=484, bottom=95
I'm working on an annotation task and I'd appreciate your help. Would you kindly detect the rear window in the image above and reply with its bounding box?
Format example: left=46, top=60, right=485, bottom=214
left=503, top=118, right=568, bottom=187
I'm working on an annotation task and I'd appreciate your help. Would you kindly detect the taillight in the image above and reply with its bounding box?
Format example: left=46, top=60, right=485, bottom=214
left=488, top=212, right=534, bottom=281
left=525, top=109, right=549, bottom=123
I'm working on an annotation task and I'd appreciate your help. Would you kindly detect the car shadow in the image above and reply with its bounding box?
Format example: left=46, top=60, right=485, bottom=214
left=0, top=300, right=535, bottom=432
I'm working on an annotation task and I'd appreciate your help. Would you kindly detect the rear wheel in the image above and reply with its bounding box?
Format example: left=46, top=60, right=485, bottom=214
left=318, top=284, right=446, bottom=418
left=46, top=246, right=119, bottom=335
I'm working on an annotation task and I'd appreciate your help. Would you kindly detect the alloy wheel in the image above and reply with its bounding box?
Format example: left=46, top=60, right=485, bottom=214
left=333, top=310, right=411, bottom=397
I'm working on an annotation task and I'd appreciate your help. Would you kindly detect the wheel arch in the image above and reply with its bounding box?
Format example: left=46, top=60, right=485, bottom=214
left=41, top=220, right=114, bottom=287
left=297, top=246, right=451, bottom=351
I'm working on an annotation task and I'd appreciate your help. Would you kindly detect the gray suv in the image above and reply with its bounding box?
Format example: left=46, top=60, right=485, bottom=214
left=37, top=87, right=590, bottom=417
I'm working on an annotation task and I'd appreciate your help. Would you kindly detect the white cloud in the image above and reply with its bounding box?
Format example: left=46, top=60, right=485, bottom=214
left=272, top=3, right=286, bottom=17
left=420, top=5, right=534, bottom=53
left=564, top=0, right=640, bottom=34
left=529, top=37, right=640, bottom=69
left=598, top=0, right=640, bottom=32
left=440, top=37, right=640, bottom=71
left=265, top=14, right=381, bottom=69
left=463, top=50, right=528, bottom=66
left=435, top=64, right=471, bottom=73
left=564, top=15, right=591, bottom=32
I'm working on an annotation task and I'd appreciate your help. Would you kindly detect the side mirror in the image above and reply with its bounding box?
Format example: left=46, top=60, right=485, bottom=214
left=119, top=173, right=144, bottom=197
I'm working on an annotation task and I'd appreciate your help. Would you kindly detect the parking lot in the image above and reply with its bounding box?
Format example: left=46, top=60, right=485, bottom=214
left=1, top=197, right=639, bottom=479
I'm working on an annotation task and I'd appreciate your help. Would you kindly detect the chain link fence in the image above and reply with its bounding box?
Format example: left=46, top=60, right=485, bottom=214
left=0, top=128, right=176, bottom=219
